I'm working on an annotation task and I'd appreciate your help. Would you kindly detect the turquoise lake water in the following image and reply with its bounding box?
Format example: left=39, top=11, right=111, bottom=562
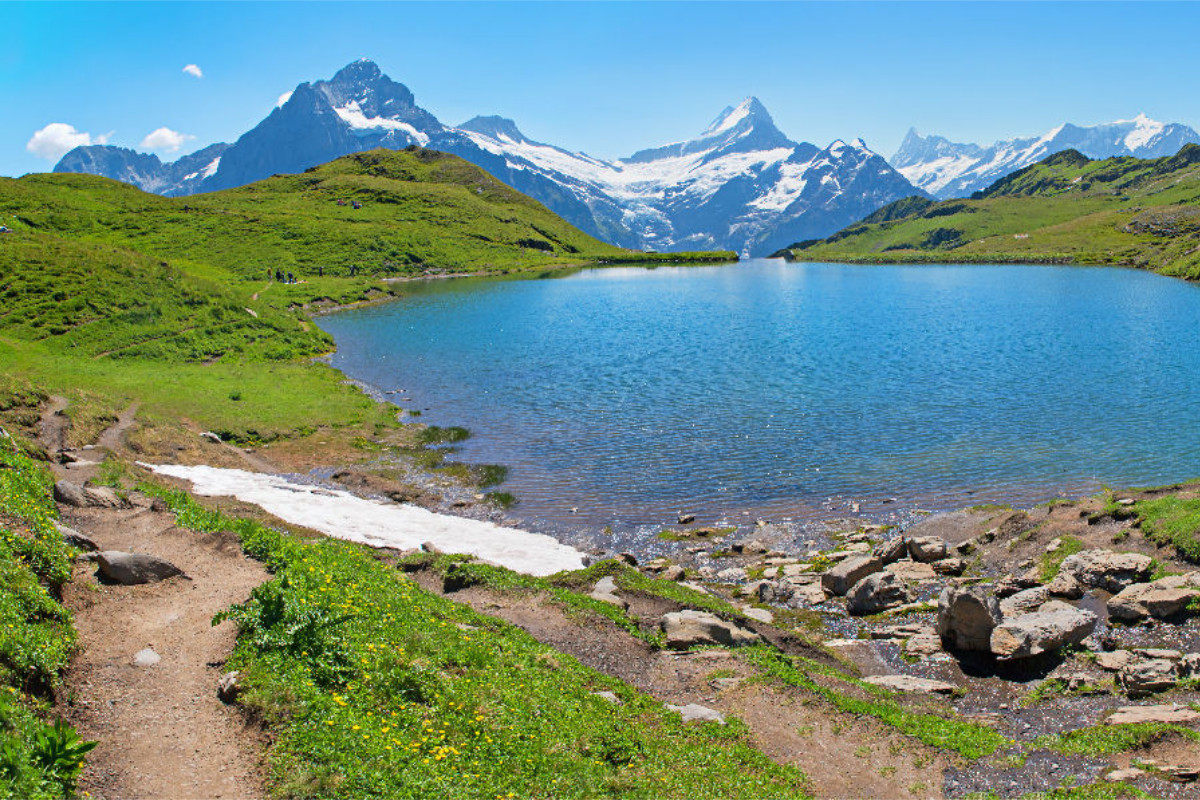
left=317, top=259, right=1200, bottom=532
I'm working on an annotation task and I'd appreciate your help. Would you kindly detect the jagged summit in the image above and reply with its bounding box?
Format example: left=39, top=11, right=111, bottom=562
left=330, top=58, right=384, bottom=84
left=458, top=116, right=529, bottom=143
left=702, top=97, right=774, bottom=137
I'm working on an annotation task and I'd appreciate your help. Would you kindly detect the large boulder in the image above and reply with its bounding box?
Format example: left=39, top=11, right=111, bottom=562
left=821, top=555, right=883, bottom=596
left=873, top=537, right=908, bottom=564
left=1059, top=550, right=1153, bottom=593
left=936, top=585, right=1002, bottom=652
left=990, top=601, right=1097, bottom=660
left=666, top=703, right=725, bottom=724
left=999, top=586, right=1050, bottom=617
left=1118, top=659, right=1178, bottom=698
left=53, top=481, right=88, bottom=508
left=1107, top=582, right=1198, bottom=621
left=661, top=610, right=761, bottom=650
left=846, top=572, right=912, bottom=616
left=94, top=551, right=187, bottom=585
left=83, top=486, right=126, bottom=509
left=907, top=536, right=947, bottom=563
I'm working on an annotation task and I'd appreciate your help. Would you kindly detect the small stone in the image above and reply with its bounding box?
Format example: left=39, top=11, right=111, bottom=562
left=217, top=671, right=241, bottom=702
left=905, top=633, right=943, bottom=657
left=1118, top=659, right=1178, bottom=697
left=95, top=551, right=187, bottom=585
left=1158, top=765, right=1200, bottom=783
left=678, top=513, right=696, bottom=525
left=731, top=540, right=769, bottom=555
left=617, top=552, right=638, bottom=566
left=931, top=558, right=966, bottom=576
left=52, top=520, right=97, bottom=552
left=666, top=703, right=725, bottom=724
left=1046, top=572, right=1084, bottom=599
left=711, top=677, right=744, bottom=692
left=660, top=565, right=685, bottom=582
left=846, top=572, right=912, bottom=616
left=862, top=675, right=958, bottom=694
left=661, top=610, right=761, bottom=650
left=1096, top=650, right=1135, bottom=672
left=908, top=536, right=948, bottom=563
left=885, top=561, right=936, bottom=581
left=133, top=647, right=160, bottom=667
left=591, top=691, right=621, bottom=704
left=53, top=481, right=88, bottom=508
left=873, top=537, right=908, bottom=564
left=741, top=607, right=774, bottom=624
left=1105, top=705, right=1200, bottom=725
left=1105, top=768, right=1144, bottom=782
left=590, top=576, right=628, bottom=610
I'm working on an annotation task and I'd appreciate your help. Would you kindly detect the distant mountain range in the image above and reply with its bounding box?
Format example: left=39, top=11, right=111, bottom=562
left=890, top=115, right=1200, bottom=199
left=53, top=59, right=919, bottom=257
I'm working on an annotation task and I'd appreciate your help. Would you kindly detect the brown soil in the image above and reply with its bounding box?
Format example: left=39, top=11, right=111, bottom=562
left=49, top=407, right=270, bottom=800
left=432, top=581, right=952, bottom=798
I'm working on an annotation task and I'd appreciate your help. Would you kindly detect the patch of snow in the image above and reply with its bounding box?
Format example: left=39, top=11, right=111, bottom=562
left=702, top=98, right=754, bottom=138
left=1122, top=113, right=1165, bottom=150
left=334, top=101, right=430, bottom=145
left=202, top=157, right=220, bottom=179
left=140, top=464, right=584, bottom=576
left=277, top=91, right=293, bottom=108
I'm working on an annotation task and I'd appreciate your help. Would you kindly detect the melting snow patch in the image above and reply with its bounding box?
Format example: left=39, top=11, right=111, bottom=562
left=141, top=463, right=584, bottom=576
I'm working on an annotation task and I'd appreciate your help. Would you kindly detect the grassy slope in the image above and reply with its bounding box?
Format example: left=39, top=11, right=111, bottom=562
left=0, top=147, right=729, bottom=444
left=784, top=145, right=1200, bottom=279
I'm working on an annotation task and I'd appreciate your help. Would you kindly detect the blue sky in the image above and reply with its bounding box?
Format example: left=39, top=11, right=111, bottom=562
left=4, top=1, right=1200, bottom=177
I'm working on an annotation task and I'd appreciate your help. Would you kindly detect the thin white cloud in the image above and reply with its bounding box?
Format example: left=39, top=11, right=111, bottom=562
left=140, top=127, right=194, bottom=153
left=26, top=123, right=100, bottom=160
left=182, top=63, right=203, bottom=79
left=277, top=90, right=293, bottom=108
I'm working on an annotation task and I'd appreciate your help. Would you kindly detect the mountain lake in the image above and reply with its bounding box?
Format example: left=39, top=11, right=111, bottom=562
left=316, top=258, right=1200, bottom=540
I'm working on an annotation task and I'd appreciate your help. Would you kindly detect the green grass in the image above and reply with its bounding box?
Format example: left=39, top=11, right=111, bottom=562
left=134, top=482, right=810, bottom=799
left=1129, top=494, right=1200, bottom=562
left=1035, top=722, right=1200, bottom=756
left=0, top=435, right=94, bottom=798
left=784, top=145, right=1200, bottom=280
left=1038, top=535, right=1085, bottom=582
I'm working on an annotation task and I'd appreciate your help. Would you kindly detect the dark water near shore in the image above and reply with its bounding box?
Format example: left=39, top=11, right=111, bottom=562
left=317, top=259, right=1200, bottom=533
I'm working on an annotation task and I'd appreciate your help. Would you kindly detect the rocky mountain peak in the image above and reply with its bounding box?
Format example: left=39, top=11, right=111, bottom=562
left=458, top=116, right=529, bottom=143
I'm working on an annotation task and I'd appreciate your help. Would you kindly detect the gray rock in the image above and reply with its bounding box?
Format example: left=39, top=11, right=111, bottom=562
left=748, top=580, right=792, bottom=604
left=1182, top=653, right=1200, bottom=677
left=83, top=486, right=126, bottom=508
left=53, top=481, right=88, bottom=508
left=990, top=602, right=1097, bottom=660
left=1105, top=768, right=1145, bottom=783
left=905, top=632, right=943, bottom=657
left=1096, top=650, right=1136, bottom=672
left=731, top=539, right=769, bottom=555
left=862, top=675, right=958, bottom=694
left=873, top=537, right=908, bottom=564
left=1106, top=705, right=1200, bottom=725
left=1135, top=648, right=1182, bottom=661
left=1108, top=582, right=1198, bottom=621
left=1059, top=549, right=1154, bottom=593
left=741, top=607, right=774, bottom=624
left=590, top=576, right=628, bottom=610
left=907, top=536, right=947, bottom=563
left=132, top=647, right=160, bottom=667
left=591, top=691, right=621, bottom=704
left=660, top=565, right=686, bottom=582
left=1046, top=571, right=1084, bottom=599
left=936, top=585, right=1003, bottom=652
left=52, top=520, right=97, bottom=551
left=846, top=572, right=912, bottom=616
left=1000, top=586, right=1051, bottom=617
left=677, top=513, right=696, bottom=525
left=885, top=561, right=937, bottom=582
left=1118, top=659, right=1178, bottom=697
left=931, top=557, right=966, bottom=576
left=666, top=703, right=725, bottom=724
left=217, top=670, right=241, bottom=703
left=821, top=555, right=883, bottom=596
left=661, top=610, right=761, bottom=650
left=95, top=551, right=187, bottom=585
left=715, top=567, right=746, bottom=582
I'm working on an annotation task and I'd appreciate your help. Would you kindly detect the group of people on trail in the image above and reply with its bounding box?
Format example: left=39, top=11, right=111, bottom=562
left=270, top=269, right=297, bottom=284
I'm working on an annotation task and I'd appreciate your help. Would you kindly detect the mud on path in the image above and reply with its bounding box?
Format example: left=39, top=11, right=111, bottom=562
left=417, top=573, right=952, bottom=799
left=47, top=408, right=269, bottom=799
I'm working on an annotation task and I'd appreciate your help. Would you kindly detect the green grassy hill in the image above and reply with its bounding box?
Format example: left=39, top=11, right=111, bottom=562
left=780, top=144, right=1200, bottom=279
left=0, top=148, right=732, bottom=444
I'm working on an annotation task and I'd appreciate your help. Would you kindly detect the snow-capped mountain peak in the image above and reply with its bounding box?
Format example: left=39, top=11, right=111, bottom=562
left=892, top=114, right=1200, bottom=199
left=457, top=116, right=531, bottom=144
left=702, top=96, right=771, bottom=137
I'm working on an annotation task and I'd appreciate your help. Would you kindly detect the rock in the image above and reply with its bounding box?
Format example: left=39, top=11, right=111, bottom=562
left=711, top=677, right=744, bottom=692
left=843, top=542, right=871, bottom=553
left=200, top=431, right=223, bottom=443
left=990, top=602, right=1097, bottom=660
left=661, top=610, right=761, bottom=650
left=83, top=486, right=126, bottom=508
left=53, top=481, right=88, bottom=508
left=931, top=558, right=966, bottom=576
left=94, top=551, right=187, bottom=585
left=862, top=675, right=958, bottom=694
left=677, top=513, right=696, bottom=525
left=821, top=555, right=883, bottom=596
left=132, top=647, right=160, bottom=667
left=150, top=496, right=170, bottom=513
left=591, top=691, right=621, bottom=704
left=1108, top=582, right=1198, bottom=621
left=666, top=703, right=725, bottom=724
left=1182, top=653, right=1200, bottom=677
left=937, top=585, right=1003, bottom=652
left=731, top=540, right=769, bottom=555
left=715, top=567, right=746, bottom=582
left=908, top=536, right=948, bottom=563
left=1046, top=572, right=1084, bottom=599
left=1158, top=765, right=1200, bottom=783
left=846, top=572, right=912, bottom=616
left=616, top=552, right=638, bottom=566
left=1096, top=650, right=1136, bottom=672
left=748, top=580, right=792, bottom=605
left=661, top=565, right=685, bottom=582
left=954, top=539, right=977, bottom=556
left=590, top=576, right=628, bottom=610
left=1104, top=768, right=1144, bottom=782
left=1135, top=648, right=1183, bottom=661
left=742, top=607, right=774, bottom=624
left=1106, top=705, right=1200, bottom=725
left=1059, top=550, right=1154, bottom=593
left=643, top=557, right=672, bottom=573
left=1000, top=586, right=1051, bottom=617
left=905, top=633, right=943, bottom=657
left=1118, top=659, right=1178, bottom=697
left=52, top=520, right=97, bottom=551
left=1153, top=572, right=1200, bottom=589
left=873, top=537, right=908, bottom=564
left=885, top=561, right=936, bottom=582
left=217, top=671, right=241, bottom=703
